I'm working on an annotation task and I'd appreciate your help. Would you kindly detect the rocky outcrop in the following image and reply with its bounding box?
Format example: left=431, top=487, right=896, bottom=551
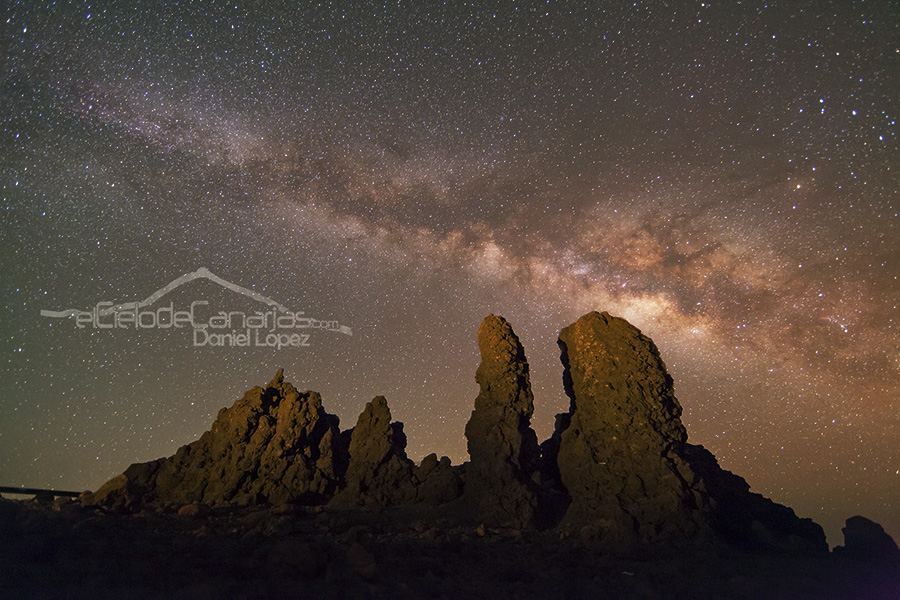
left=93, top=369, right=348, bottom=507
left=413, top=453, right=463, bottom=505
left=331, top=396, right=416, bottom=506
left=680, top=443, right=826, bottom=553
left=834, top=515, right=900, bottom=564
left=551, top=311, right=708, bottom=542
left=462, top=315, right=540, bottom=528
left=92, top=372, right=464, bottom=512
left=549, top=311, right=826, bottom=553
left=89, top=312, right=830, bottom=557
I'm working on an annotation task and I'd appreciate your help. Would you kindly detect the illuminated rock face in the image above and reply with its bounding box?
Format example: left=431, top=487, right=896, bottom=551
left=94, top=369, right=348, bottom=507
left=330, top=396, right=417, bottom=507
left=550, top=311, right=827, bottom=553
left=91, top=312, right=829, bottom=555
left=462, top=314, right=540, bottom=528
left=552, top=311, right=709, bottom=543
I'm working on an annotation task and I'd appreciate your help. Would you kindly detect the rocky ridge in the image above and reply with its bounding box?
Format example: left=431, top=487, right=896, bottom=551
left=93, top=369, right=347, bottom=507
left=88, top=311, right=886, bottom=558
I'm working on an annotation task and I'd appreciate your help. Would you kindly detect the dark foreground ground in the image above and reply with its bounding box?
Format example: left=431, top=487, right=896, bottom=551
left=2, top=497, right=897, bottom=600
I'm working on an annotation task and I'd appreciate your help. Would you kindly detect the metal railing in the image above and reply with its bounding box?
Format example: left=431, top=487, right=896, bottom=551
left=0, top=486, right=82, bottom=498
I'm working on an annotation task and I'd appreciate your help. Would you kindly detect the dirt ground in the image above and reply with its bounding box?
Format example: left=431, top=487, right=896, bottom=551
left=2, top=497, right=898, bottom=600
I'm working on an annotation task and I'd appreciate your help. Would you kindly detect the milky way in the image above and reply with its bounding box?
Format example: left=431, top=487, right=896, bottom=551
left=2, top=2, right=898, bottom=544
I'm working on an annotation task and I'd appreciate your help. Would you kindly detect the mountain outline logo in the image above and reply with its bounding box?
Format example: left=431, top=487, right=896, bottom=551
left=41, top=267, right=351, bottom=347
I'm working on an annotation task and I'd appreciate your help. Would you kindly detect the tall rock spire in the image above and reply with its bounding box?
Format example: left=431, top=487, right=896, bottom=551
left=553, top=311, right=706, bottom=542
left=551, top=311, right=826, bottom=553
left=463, top=314, right=540, bottom=527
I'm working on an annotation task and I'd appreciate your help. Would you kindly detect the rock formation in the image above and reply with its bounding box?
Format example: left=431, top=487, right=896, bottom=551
left=834, top=515, right=900, bottom=564
left=680, top=443, right=827, bottom=553
left=331, top=396, right=417, bottom=506
left=89, top=311, right=829, bottom=556
left=462, top=314, right=540, bottom=527
left=412, top=453, right=463, bottom=505
left=551, top=311, right=708, bottom=542
left=549, top=311, right=826, bottom=553
left=93, top=369, right=348, bottom=506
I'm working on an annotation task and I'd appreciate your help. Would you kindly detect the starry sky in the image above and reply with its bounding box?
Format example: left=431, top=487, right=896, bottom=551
left=2, top=1, right=898, bottom=545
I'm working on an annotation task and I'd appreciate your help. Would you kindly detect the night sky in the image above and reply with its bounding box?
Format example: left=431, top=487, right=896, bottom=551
left=2, top=1, right=898, bottom=545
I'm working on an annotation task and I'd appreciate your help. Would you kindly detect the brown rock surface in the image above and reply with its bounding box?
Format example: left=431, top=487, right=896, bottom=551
left=94, top=369, right=348, bottom=507
left=552, top=311, right=706, bottom=542
left=462, top=314, right=540, bottom=527
left=331, top=396, right=417, bottom=506
left=413, top=453, right=463, bottom=505
left=551, top=311, right=827, bottom=553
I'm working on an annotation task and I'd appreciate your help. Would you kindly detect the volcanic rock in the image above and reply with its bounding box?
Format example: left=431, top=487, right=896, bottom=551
left=89, top=461, right=164, bottom=507
left=462, top=314, right=540, bottom=528
left=551, top=311, right=706, bottom=542
left=550, top=311, right=827, bottom=553
left=88, top=314, right=829, bottom=556
left=413, top=453, right=463, bottom=505
left=834, top=515, right=900, bottom=564
left=93, top=369, right=348, bottom=507
left=680, top=444, right=827, bottom=553
left=177, top=502, right=210, bottom=518
left=331, top=396, right=417, bottom=506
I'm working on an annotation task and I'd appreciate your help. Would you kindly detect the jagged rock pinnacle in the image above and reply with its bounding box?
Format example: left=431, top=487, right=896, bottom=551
left=93, top=371, right=347, bottom=507
left=331, top=396, right=416, bottom=506
left=463, top=314, right=540, bottom=527
left=268, top=367, right=285, bottom=389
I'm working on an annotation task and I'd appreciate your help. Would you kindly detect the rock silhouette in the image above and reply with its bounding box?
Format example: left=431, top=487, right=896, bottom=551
left=681, top=443, right=827, bottom=553
left=462, top=314, right=540, bottom=527
left=834, top=515, right=900, bottom=564
left=90, top=312, right=844, bottom=558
